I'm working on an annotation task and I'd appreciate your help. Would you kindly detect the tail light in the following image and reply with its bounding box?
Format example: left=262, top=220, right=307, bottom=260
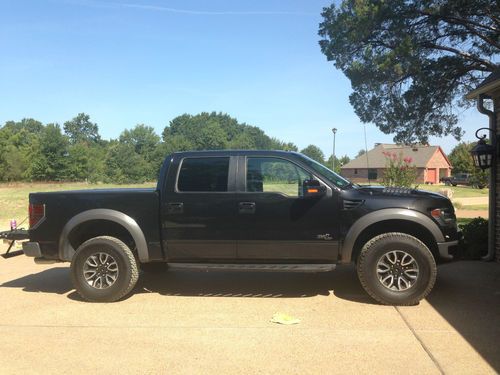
left=29, top=203, right=45, bottom=228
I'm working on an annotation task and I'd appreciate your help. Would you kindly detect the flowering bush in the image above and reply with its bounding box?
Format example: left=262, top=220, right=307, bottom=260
left=382, top=151, right=417, bottom=187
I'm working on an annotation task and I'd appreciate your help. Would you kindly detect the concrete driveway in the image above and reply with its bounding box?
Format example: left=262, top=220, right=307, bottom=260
left=1, top=255, right=499, bottom=374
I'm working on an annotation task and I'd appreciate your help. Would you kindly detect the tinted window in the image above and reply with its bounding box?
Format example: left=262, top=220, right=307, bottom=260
left=178, top=157, right=229, bottom=192
left=246, top=157, right=311, bottom=197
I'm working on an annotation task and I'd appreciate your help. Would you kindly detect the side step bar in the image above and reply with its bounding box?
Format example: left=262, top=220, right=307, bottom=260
left=168, top=263, right=336, bottom=273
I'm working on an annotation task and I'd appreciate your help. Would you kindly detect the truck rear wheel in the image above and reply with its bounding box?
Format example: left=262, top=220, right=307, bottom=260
left=357, top=232, right=437, bottom=306
left=70, top=236, right=139, bottom=302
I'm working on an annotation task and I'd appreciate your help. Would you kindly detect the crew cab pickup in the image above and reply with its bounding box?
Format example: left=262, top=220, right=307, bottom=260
left=19, top=150, right=459, bottom=305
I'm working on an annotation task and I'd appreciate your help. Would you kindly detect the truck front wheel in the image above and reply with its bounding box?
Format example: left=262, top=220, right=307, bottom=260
left=357, top=233, right=437, bottom=305
left=70, top=236, right=139, bottom=302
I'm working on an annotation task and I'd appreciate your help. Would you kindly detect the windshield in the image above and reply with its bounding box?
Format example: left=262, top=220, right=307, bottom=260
left=299, top=154, right=352, bottom=189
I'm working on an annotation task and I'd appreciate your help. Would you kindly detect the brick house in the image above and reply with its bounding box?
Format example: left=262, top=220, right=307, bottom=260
left=466, top=70, right=500, bottom=262
left=340, top=143, right=452, bottom=184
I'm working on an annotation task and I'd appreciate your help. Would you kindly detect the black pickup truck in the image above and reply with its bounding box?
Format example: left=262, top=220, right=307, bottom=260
left=15, top=150, right=459, bottom=305
left=440, top=173, right=486, bottom=189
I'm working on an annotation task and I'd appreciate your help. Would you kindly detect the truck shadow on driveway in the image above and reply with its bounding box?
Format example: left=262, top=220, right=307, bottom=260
left=1, top=267, right=73, bottom=295
left=0, top=264, right=373, bottom=303
left=131, top=265, right=373, bottom=302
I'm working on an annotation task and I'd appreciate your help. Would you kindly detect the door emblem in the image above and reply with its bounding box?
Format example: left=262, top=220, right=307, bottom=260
left=316, top=234, right=333, bottom=241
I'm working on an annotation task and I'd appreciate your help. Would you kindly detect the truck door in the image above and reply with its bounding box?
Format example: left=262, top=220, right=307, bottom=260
left=236, top=155, right=340, bottom=261
left=161, top=155, right=238, bottom=261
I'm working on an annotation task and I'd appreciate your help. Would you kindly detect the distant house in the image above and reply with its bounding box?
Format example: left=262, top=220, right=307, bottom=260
left=340, top=143, right=452, bottom=184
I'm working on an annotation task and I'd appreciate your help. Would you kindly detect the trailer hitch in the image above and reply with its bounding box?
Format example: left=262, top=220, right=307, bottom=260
left=1, top=229, right=29, bottom=259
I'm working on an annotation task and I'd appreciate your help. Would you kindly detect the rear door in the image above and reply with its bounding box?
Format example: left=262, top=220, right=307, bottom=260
left=236, top=155, right=341, bottom=262
left=161, top=154, right=238, bottom=261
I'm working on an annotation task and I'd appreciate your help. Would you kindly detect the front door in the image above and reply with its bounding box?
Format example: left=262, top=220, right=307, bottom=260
left=237, top=156, right=340, bottom=262
left=161, top=155, right=238, bottom=261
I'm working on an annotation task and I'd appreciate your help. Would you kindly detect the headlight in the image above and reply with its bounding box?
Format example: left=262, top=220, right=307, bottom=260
left=430, top=208, right=456, bottom=226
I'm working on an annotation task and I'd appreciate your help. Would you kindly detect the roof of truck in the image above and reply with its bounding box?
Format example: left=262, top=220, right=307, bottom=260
left=172, top=150, right=301, bottom=157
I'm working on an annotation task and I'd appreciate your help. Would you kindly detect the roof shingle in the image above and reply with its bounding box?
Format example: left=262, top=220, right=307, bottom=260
left=341, top=144, right=450, bottom=169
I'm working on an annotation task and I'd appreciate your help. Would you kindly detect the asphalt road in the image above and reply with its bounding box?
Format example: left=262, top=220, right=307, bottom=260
left=1, top=255, right=499, bottom=374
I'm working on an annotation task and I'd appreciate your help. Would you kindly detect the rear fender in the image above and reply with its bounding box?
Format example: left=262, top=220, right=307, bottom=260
left=58, top=209, right=149, bottom=262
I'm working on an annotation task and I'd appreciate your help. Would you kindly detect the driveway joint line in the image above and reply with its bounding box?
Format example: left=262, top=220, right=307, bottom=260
left=395, top=306, right=444, bottom=374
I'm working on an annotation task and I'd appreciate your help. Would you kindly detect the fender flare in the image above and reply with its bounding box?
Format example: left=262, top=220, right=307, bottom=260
left=340, top=208, right=445, bottom=263
left=58, top=209, right=149, bottom=262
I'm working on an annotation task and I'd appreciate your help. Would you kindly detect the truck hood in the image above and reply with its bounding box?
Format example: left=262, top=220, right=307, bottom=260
left=342, top=185, right=453, bottom=212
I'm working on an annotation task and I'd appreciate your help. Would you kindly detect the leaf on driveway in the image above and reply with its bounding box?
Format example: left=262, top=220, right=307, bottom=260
left=270, top=312, right=300, bottom=325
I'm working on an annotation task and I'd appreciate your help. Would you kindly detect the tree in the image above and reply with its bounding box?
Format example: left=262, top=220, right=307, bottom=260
left=319, top=0, right=499, bottom=143
left=163, top=112, right=298, bottom=153
left=356, top=149, right=366, bottom=158
left=449, top=142, right=475, bottom=174
left=448, top=141, right=488, bottom=188
left=119, top=125, right=162, bottom=180
left=28, top=123, right=69, bottom=180
left=300, top=145, right=325, bottom=164
left=0, top=119, right=43, bottom=181
left=326, top=154, right=351, bottom=173
left=104, top=143, right=150, bottom=183
left=63, top=113, right=100, bottom=145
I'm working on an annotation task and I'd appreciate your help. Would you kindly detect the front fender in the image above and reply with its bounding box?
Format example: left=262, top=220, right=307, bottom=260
left=340, top=208, right=445, bottom=263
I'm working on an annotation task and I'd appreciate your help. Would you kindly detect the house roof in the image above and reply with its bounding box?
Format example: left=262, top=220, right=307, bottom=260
left=341, top=144, right=451, bottom=169
left=466, top=69, right=500, bottom=99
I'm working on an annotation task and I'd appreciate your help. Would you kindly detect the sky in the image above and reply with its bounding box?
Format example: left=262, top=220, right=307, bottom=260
left=0, top=0, right=490, bottom=159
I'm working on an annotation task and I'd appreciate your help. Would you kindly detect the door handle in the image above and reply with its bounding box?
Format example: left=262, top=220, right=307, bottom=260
left=167, top=202, right=184, bottom=214
left=239, top=201, right=256, bottom=214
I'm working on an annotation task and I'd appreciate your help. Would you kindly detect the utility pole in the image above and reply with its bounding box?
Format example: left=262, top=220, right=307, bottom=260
left=332, top=128, right=337, bottom=172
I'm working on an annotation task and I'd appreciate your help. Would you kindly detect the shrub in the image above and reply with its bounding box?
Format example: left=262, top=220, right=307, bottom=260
left=381, top=151, right=417, bottom=188
left=457, top=217, right=488, bottom=259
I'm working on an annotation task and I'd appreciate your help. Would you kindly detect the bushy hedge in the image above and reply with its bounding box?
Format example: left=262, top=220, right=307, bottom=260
left=457, top=217, right=489, bottom=259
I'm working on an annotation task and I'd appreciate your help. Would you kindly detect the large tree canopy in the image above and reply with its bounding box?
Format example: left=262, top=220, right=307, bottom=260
left=319, top=0, right=499, bottom=143
left=0, top=112, right=304, bottom=183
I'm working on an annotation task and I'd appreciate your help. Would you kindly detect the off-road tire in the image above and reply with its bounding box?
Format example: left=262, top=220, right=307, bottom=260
left=357, top=232, right=437, bottom=306
left=71, top=236, right=139, bottom=302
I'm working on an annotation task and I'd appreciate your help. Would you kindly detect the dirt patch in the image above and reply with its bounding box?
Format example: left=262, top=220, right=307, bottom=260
left=455, top=210, right=488, bottom=218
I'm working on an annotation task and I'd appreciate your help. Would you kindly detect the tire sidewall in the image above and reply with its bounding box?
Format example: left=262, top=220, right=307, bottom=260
left=71, top=238, right=134, bottom=302
left=358, top=234, right=436, bottom=305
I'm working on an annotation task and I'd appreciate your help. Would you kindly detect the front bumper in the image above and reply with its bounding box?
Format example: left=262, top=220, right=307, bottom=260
left=437, top=240, right=458, bottom=260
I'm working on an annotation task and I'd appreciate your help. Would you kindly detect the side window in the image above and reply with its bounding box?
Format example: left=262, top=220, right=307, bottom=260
left=368, top=168, right=378, bottom=180
left=177, top=157, right=229, bottom=192
left=246, top=157, right=312, bottom=197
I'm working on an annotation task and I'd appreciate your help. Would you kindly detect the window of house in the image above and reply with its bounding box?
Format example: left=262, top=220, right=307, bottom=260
left=368, top=168, right=378, bottom=180
left=354, top=169, right=358, bottom=174
left=246, top=157, right=312, bottom=197
left=177, top=157, right=229, bottom=192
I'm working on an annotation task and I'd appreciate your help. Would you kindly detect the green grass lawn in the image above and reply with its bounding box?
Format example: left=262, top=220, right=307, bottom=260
left=0, top=181, right=488, bottom=231
left=459, top=204, right=489, bottom=211
left=360, top=182, right=489, bottom=198
left=0, top=182, right=155, bottom=230
left=411, top=184, right=489, bottom=198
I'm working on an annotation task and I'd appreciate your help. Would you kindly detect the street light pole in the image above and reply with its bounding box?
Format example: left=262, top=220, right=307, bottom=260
left=332, top=128, right=337, bottom=172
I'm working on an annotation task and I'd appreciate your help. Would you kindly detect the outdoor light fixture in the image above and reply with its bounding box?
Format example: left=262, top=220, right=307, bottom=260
left=470, top=127, right=496, bottom=170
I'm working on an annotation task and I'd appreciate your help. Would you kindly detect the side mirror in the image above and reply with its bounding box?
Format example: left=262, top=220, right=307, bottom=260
left=302, top=179, right=326, bottom=199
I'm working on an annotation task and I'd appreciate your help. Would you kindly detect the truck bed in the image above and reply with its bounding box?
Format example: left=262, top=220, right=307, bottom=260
left=29, top=188, right=162, bottom=260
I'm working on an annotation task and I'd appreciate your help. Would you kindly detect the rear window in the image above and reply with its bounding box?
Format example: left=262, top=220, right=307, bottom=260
left=177, top=157, right=229, bottom=192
